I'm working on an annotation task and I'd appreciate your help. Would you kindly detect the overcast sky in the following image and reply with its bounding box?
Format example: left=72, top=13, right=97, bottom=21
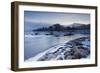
left=24, top=11, right=90, bottom=25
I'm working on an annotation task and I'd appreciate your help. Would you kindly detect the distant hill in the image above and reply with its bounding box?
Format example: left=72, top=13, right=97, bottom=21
left=33, top=23, right=90, bottom=31
left=24, top=22, right=50, bottom=32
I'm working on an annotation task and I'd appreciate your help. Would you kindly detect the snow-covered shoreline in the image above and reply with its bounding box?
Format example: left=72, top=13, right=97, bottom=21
left=25, top=36, right=90, bottom=62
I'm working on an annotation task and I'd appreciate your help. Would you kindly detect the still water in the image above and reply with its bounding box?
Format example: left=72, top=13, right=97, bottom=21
left=24, top=33, right=86, bottom=60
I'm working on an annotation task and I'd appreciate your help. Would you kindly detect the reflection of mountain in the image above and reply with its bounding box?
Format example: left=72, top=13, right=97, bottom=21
left=33, top=23, right=90, bottom=31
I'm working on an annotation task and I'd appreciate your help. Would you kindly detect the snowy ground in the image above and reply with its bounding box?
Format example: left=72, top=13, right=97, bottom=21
left=25, top=36, right=90, bottom=62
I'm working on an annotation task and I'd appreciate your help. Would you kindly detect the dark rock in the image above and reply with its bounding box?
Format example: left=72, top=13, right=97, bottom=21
left=38, top=36, right=90, bottom=61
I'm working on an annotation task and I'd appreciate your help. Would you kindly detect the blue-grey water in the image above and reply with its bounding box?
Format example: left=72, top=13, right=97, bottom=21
left=24, top=32, right=87, bottom=60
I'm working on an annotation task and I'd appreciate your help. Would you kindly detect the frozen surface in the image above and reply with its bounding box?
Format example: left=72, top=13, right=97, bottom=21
left=25, top=36, right=90, bottom=62
left=24, top=33, right=86, bottom=60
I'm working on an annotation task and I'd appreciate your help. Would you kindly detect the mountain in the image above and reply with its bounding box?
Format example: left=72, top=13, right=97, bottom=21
left=24, top=22, right=50, bottom=32
left=69, top=23, right=86, bottom=28
left=33, top=23, right=90, bottom=31
left=68, top=23, right=90, bottom=30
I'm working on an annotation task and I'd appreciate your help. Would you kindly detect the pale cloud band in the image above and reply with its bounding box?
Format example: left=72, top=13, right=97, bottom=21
left=24, top=11, right=90, bottom=25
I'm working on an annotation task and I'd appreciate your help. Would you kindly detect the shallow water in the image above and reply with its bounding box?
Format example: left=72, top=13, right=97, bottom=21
left=24, top=33, right=87, bottom=60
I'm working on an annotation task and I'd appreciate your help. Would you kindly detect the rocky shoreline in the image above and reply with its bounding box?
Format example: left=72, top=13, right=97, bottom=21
left=26, top=36, right=90, bottom=62
left=37, top=36, right=90, bottom=61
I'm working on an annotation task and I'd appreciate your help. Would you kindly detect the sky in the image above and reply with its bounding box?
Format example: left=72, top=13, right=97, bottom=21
left=24, top=11, right=90, bottom=26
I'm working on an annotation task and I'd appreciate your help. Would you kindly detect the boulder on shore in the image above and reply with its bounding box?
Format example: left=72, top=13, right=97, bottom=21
left=38, top=36, right=90, bottom=61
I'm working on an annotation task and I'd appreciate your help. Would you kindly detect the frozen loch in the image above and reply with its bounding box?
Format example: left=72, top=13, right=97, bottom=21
left=25, top=36, right=90, bottom=62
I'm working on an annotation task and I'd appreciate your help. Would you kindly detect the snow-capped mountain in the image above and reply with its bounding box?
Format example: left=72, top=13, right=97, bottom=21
left=69, top=23, right=90, bottom=28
